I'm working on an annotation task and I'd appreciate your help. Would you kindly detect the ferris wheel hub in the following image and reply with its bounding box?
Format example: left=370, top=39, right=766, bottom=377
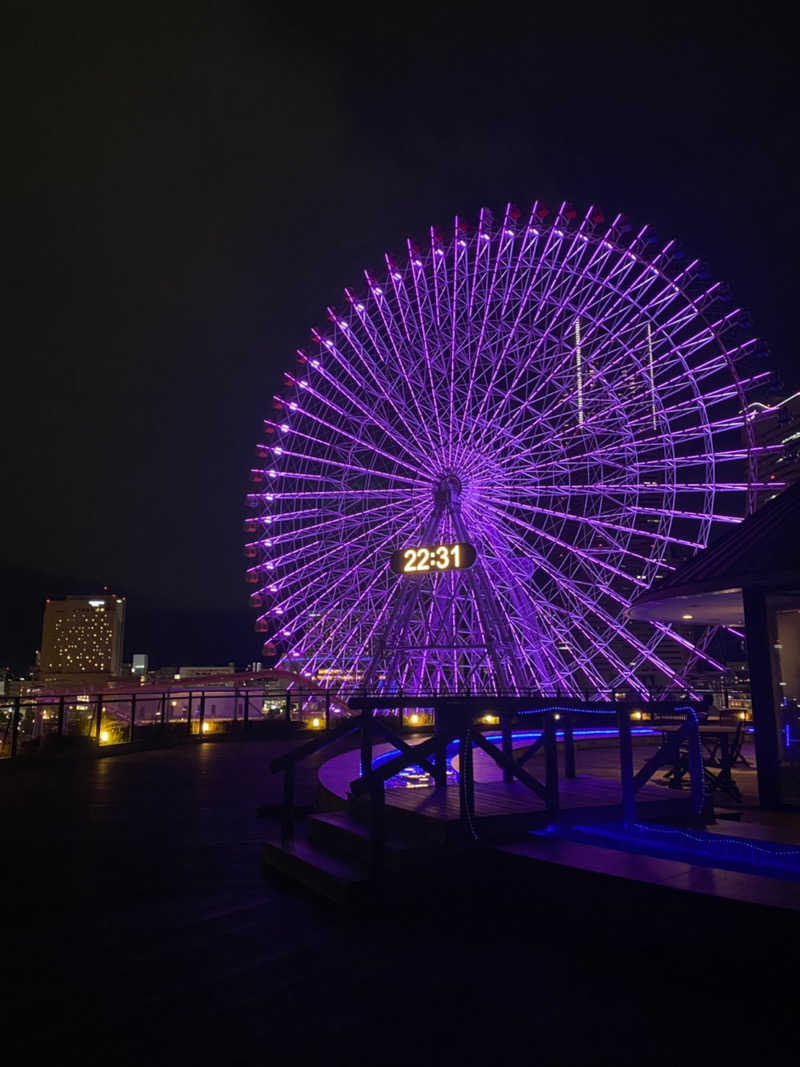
left=433, top=473, right=462, bottom=506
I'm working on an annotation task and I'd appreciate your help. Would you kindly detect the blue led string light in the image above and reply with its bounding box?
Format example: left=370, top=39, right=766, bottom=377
left=554, top=821, right=800, bottom=876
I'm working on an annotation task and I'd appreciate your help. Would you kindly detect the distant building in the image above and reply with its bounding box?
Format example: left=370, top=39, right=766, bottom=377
left=131, top=653, right=149, bottom=676
left=39, top=595, right=125, bottom=689
left=750, top=390, right=800, bottom=503
left=174, top=663, right=236, bottom=679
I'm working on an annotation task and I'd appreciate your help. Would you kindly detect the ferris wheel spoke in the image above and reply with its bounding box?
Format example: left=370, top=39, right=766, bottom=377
left=253, top=489, right=411, bottom=502
left=454, top=212, right=515, bottom=467
left=494, top=496, right=705, bottom=551
left=478, top=517, right=590, bottom=691
left=375, top=251, right=443, bottom=452
left=471, top=229, right=631, bottom=449
left=300, top=342, right=427, bottom=475
left=466, top=205, right=602, bottom=449
left=251, top=496, right=406, bottom=553
left=510, top=534, right=687, bottom=694
left=651, top=620, right=726, bottom=672
left=473, top=226, right=677, bottom=450
left=276, top=512, right=423, bottom=668
left=535, top=408, right=749, bottom=467
left=483, top=500, right=646, bottom=589
left=268, top=415, right=420, bottom=476
left=346, top=287, right=440, bottom=456
left=257, top=503, right=416, bottom=607
left=531, top=597, right=613, bottom=693
left=297, top=365, right=424, bottom=466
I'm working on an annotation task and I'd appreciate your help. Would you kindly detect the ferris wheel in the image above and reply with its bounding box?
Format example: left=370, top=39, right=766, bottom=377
left=245, top=201, right=772, bottom=698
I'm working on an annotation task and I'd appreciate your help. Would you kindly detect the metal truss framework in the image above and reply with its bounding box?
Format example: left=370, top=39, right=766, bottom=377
left=245, top=201, right=777, bottom=698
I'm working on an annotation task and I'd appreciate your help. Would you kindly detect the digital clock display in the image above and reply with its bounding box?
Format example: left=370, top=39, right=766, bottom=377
left=390, top=542, right=476, bottom=575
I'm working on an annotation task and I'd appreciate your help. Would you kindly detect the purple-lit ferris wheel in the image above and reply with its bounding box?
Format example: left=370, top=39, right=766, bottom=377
left=245, top=201, right=773, bottom=699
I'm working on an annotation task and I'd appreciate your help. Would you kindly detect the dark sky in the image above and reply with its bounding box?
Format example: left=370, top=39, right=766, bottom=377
left=2, top=3, right=798, bottom=670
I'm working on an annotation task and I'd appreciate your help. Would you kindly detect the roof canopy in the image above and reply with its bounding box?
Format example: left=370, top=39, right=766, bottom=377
left=629, top=481, right=800, bottom=625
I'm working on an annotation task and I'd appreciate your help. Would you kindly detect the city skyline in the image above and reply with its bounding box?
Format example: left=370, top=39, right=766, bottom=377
left=3, top=7, right=798, bottom=676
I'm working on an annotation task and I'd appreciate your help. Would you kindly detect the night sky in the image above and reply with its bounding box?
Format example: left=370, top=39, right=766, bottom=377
left=2, top=4, right=797, bottom=672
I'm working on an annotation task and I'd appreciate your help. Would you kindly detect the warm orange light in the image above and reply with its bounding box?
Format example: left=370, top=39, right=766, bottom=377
left=631, top=710, right=643, bottom=721
left=311, top=717, right=321, bottom=728
left=201, top=721, right=210, bottom=733
left=738, top=712, right=747, bottom=720
left=99, top=730, right=109, bottom=742
left=410, top=713, right=420, bottom=725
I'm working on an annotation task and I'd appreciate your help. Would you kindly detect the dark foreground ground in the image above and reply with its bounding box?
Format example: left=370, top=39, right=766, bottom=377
left=1, top=738, right=796, bottom=1065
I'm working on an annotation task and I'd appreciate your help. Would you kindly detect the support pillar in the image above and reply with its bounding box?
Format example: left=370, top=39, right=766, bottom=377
left=742, top=587, right=782, bottom=809
left=433, top=706, right=449, bottom=788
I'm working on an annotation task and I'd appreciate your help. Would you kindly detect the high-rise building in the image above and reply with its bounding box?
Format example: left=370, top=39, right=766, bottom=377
left=39, top=595, right=125, bottom=688
left=751, top=390, right=800, bottom=503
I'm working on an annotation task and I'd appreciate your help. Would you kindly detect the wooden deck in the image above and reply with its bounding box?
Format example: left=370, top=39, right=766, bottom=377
left=317, top=740, right=695, bottom=836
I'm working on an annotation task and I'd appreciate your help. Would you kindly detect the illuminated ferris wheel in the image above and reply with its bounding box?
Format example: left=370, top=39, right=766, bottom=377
left=245, top=201, right=772, bottom=698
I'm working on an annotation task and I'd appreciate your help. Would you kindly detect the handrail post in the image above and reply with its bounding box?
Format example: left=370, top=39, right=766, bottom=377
left=543, top=710, right=559, bottom=813
left=618, top=704, right=634, bottom=825
left=129, top=693, right=137, bottom=743
left=243, top=688, right=250, bottom=730
left=160, top=691, right=167, bottom=727
left=563, top=710, right=576, bottom=779
left=199, top=692, right=206, bottom=736
left=284, top=689, right=292, bottom=722
left=501, top=711, right=513, bottom=783
left=95, top=695, right=103, bottom=746
left=686, top=711, right=706, bottom=819
left=57, top=695, right=66, bottom=737
left=10, top=696, right=21, bottom=758
left=324, top=689, right=330, bottom=732
left=281, top=763, right=296, bottom=844
left=360, top=709, right=374, bottom=779
left=186, top=691, right=193, bottom=736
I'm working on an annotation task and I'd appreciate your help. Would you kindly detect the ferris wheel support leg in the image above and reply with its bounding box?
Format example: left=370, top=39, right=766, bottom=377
left=361, top=503, right=447, bottom=693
